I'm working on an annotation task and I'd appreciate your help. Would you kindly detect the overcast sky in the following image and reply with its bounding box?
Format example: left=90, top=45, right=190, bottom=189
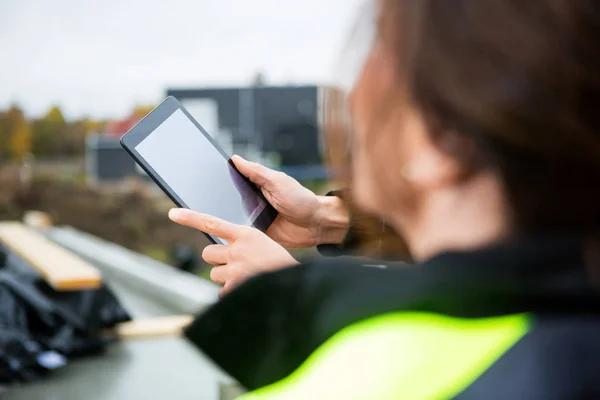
left=0, top=0, right=363, bottom=120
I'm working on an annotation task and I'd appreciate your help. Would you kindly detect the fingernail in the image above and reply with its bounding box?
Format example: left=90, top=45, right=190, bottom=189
left=169, top=208, right=185, bottom=220
left=232, top=154, right=244, bottom=162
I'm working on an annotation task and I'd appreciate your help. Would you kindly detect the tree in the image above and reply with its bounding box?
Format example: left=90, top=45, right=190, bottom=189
left=31, top=105, right=67, bottom=157
left=44, top=106, right=66, bottom=125
left=9, top=114, right=32, bottom=160
left=0, top=106, right=24, bottom=156
left=0, top=105, right=32, bottom=161
left=0, top=111, right=10, bottom=157
left=83, top=119, right=102, bottom=134
left=62, top=119, right=88, bottom=155
left=132, top=105, right=155, bottom=119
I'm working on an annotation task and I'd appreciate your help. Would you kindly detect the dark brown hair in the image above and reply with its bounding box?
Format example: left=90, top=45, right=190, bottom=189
left=325, top=0, right=600, bottom=247
left=323, top=87, right=409, bottom=259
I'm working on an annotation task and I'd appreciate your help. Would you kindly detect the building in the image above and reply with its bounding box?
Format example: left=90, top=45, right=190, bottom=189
left=87, top=85, right=327, bottom=184
left=86, top=134, right=148, bottom=184
left=168, top=85, right=326, bottom=179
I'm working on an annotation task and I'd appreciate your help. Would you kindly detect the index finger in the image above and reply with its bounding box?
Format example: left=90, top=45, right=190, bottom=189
left=169, top=209, right=241, bottom=242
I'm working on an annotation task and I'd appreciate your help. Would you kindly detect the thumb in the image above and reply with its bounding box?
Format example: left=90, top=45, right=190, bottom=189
left=232, top=154, right=278, bottom=190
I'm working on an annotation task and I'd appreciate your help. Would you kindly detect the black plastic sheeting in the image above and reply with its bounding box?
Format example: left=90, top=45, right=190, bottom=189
left=0, top=243, right=131, bottom=384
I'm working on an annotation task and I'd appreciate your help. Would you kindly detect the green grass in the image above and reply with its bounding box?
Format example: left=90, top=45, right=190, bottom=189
left=142, top=246, right=171, bottom=264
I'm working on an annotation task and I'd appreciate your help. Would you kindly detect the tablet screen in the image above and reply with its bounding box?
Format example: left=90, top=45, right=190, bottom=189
left=134, top=109, right=267, bottom=236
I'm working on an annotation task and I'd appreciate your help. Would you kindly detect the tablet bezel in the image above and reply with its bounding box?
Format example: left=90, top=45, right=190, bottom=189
left=120, top=96, right=278, bottom=244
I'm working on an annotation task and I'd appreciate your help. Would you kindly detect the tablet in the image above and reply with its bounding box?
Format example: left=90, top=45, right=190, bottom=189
left=120, top=96, right=278, bottom=244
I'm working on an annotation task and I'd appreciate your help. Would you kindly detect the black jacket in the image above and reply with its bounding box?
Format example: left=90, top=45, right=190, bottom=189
left=185, top=235, right=600, bottom=399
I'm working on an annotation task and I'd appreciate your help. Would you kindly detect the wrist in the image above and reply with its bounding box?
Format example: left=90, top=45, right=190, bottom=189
left=314, top=195, right=350, bottom=245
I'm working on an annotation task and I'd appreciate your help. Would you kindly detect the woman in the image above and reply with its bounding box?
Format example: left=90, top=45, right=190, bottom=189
left=170, top=0, right=600, bottom=398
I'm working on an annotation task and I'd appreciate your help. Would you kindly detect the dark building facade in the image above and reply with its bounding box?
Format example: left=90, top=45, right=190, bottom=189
left=167, top=86, right=324, bottom=171
left=86, top=134, right=139, bottom=182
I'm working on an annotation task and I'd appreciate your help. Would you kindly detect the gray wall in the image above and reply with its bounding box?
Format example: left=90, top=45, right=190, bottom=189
left=167, top=86, right=321, bottom=166
left=167, top=88, right=242, bottom=138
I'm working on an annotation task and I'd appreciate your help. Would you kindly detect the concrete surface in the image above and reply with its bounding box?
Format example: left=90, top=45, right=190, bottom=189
left=47, top=226, right=220, bottom=314
left=4, top=228, right=235, bottom=400
left=8, top=338, right=224, bottom=400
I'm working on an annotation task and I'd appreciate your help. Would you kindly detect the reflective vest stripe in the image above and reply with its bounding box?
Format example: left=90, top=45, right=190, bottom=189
left=240, top=312, right=530, bottom=400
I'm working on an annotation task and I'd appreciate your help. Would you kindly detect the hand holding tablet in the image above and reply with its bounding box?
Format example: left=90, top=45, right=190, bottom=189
left=120, top=97, right=278, bottom=244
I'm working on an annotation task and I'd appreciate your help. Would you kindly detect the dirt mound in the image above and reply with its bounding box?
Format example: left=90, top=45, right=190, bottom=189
left=0, top=167, right=210, bottom=266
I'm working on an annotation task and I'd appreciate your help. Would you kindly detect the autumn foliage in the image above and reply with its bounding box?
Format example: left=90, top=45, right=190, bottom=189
left=0, top=105, right=154, bottom=161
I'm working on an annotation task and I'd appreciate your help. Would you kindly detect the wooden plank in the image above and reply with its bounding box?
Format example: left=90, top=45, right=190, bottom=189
left=0, top=222, right=102, bottom=291
left=113, top=315, right=194, bottom=339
